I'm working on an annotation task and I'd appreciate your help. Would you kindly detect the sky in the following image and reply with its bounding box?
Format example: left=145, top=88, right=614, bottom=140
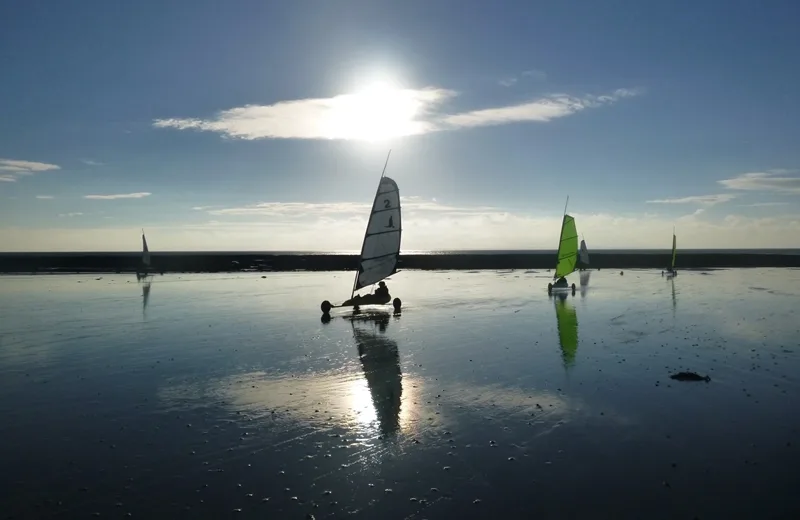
left=2, top=0, right=800, bottom=252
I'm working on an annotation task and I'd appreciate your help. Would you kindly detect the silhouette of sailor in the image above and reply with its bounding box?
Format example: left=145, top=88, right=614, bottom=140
left=386, top=216, right=395, bottom=228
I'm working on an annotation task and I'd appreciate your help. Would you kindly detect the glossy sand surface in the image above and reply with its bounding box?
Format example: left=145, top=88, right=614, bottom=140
left=1, top=269, right=799, bottom=518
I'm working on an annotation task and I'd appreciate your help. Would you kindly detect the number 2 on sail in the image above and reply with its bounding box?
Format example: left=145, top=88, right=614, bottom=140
left=384, top=199, right=391, bottom=209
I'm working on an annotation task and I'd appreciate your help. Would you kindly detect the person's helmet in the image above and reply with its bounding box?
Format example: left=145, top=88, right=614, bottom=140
left=378, top=281, right=386, bottom=287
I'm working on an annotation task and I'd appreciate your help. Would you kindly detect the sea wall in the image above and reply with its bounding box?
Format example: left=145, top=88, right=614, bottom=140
left=1, top=252, right=799, bottom=274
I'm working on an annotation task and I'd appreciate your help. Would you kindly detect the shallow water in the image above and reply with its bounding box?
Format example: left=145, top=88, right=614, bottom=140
left=1, top=269, right=799, bottom=519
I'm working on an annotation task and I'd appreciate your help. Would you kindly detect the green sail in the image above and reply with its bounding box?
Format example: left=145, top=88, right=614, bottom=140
left=555, top=297, right=578, bottom=368
left=554, top=215, right=579, bottom=279
left=671, top=234, right=677, bottom=269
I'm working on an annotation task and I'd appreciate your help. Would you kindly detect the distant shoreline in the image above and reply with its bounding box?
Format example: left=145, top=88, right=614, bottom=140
left=2, top=251, right=799, bottom=274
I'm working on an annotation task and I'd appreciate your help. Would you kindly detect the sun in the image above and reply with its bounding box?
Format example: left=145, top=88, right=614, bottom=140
left=323, top=81, right=427, bottom=142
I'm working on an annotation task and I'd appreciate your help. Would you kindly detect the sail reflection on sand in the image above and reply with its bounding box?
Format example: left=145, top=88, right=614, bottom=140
left=579, top=270, right=591, bottom=298
left=349, top=311, right=403, bottom=436
left=670, top=277, right=677, bottom=318
left=554, top=293, right=578, bottom=368
left=142, top=281, right=151, bottom=317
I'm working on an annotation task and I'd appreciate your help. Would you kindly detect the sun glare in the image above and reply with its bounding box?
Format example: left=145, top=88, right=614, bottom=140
left=324, top=81, right=426, bottom=142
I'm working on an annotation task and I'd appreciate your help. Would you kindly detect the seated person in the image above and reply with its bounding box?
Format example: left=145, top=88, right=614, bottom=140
left=374, top=281, right=389, bottom=298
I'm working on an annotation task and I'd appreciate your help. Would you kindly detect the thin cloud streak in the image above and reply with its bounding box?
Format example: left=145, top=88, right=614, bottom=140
left=205, top=197, right=498, bottom=218
left=742, top=202, right=790, bottom=207
left=498, top=77, right=518, bottom=87
left=84, top=192, right=151, bottom=200
left=0, top=159, right=60, bottom=182
left=59, top=212, right=83, bottom=218
left=499, top=69, right=547, bottom=87
left=36, top=195, right=55, bottom=200
left=3, top=209, right=799, bottom=252
left=719, top=171, right=800, bottom=194
left=521, top=69, right=548, bottom=81
left=153, top=86, right=641, bottom=141
left=81, top=159, right=104, bottom=166
left=646, top=194, right=737, bottom=206
left=441, top=88, right=641, bottom=129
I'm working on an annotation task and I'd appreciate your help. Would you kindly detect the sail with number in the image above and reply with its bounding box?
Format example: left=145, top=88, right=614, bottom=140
left=142, top=232, right=151, bottom=267
left=554, top=215, right=579, bottom=279
left=353, top=176, right=401, bottom=292
left=670, top=233, right=677, bottom=270
left=579, top=238, right=590, bottom=265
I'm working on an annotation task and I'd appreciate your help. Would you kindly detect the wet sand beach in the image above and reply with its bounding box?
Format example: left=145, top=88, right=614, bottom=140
left=1, top=269, right=799, bottom=519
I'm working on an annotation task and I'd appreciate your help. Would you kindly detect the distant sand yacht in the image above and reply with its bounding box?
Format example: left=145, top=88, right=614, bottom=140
left=662, top=228, right=677, bottom=277
left=136, top=230, right=151, bottom=281
left=548, top=197, right=579, bottom=296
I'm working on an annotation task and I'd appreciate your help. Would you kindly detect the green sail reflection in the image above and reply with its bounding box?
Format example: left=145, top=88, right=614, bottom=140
left=554, top=294, right=578, bottom=368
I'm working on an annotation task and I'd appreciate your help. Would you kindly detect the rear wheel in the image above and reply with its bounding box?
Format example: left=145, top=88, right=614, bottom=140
left=547, top=283, right=553, bottom=295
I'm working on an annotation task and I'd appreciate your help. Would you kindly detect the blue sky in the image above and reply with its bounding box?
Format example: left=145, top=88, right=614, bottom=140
left=2, top=0, right=799, bottom=251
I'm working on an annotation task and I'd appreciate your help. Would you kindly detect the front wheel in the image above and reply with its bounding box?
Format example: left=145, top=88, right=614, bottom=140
left=320, top=300, right=332, bottom=313
left=547, top=283, right=553, bottom=295
left=392, top=298, right=402, bottom=312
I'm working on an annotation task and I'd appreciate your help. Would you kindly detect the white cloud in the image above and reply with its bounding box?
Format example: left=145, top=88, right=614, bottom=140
left=0, top=158, right=60, bottom=182
left=646, top=194, right=737, bottom=206
left=81, top=159, right=104, bottom=166
left=58, top=212, right=83, bottom=218
left=36, top=195, right=55, bottom=200
left=154, top=85, right=641, bottom=141
left=719, top=171, right=800, bottom=194
left=84, top=192, right=151, bottom=200
left=154, top=87, right=456, bottom=141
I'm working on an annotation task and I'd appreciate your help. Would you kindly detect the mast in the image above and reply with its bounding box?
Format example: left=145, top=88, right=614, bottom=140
left=351, top=150, right=393, bottom=299
left=554, top=196, right=569, bottom=275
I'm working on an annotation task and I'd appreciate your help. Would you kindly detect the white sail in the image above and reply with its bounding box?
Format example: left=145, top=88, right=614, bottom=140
left=353, top=176, right=401, bottom=291
left=579, top=239, right=589, bottom=265
left=142, top=233, right=151, bottom=267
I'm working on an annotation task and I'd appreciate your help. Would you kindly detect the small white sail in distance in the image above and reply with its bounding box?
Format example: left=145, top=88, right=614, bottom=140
left=579, top=237, right=590, bottom=265
left=142, top=231, right=151, bottom=267
left=352, top=173, right=401, bottom=294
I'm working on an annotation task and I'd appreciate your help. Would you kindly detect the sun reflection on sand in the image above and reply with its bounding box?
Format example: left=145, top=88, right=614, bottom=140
left=157, top=369, right=426, bottom=438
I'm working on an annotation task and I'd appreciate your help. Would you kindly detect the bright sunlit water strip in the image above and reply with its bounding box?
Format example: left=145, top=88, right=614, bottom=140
left=1, top=269, right=799, bottom=519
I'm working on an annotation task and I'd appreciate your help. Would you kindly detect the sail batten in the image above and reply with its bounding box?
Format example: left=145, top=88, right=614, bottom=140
left=554, top=215, right=579, bottom=279
left=353, top=176, right=401, bottom=292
